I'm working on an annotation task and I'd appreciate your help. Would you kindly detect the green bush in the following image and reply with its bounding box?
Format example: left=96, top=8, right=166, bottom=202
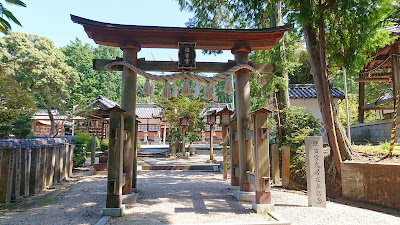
left=137, top=141, right=141, bottom=151
left=11, top=114, right=33, bottom=139
left=100, top=139, right=109, bottom=151
left=273, top=107, right=321, bottom=187
left=73, top=132, right=92, bottom=167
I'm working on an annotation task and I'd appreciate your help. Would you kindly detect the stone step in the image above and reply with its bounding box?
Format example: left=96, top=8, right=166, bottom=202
left=94, top=163, right=107, bottom=171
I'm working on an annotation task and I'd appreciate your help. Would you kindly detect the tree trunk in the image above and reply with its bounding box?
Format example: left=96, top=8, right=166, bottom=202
left=303, top=23, right=342, bottom=176
left=47, top=109, right=58, bottom=138
left=270, top=1, right=290, bottom=146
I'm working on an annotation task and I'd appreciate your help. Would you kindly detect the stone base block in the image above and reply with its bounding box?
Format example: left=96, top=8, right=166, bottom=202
left=233, top=190, right=255, bottom=202
left=102, top=205, right=125, bottom=217
left=252, top=202, right=275, bottom=214
left=122, top=192, right=138, bottom=204
left=230, top=185, right=240, bottom=191
left=94, top=163, right=107, bottom=171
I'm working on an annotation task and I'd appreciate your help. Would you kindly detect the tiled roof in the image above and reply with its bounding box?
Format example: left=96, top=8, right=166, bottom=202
left=89, top=95, right=120, bottom=110
left=387, top=25, right=400, bottom=35
left=136, top=104, right=162, bottom=118
left=289, top=84, right=345, bottom=99
left=135, top=103, right=233, bottom=119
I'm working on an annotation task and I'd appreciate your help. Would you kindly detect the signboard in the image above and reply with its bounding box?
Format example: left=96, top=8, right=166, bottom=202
left=178, top=42, right=196, bottom=70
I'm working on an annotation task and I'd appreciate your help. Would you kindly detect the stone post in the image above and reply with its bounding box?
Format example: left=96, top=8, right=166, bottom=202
left=222, top=125, right=228, bottom=179
left=0, top=147, right=15, bottom=205
left=282, top=146, right=290, bottom=188
left=271, top=144, right=281, bottom=185
left=232, top=45, right=253, bottom=192
left=209, top=124, right=214, bottom=160
left=305, top=136, right=326, bottom=207
left=104, top=108, right=125, bottom=216
left=57, top=144, right=63, bottom=183
left=53, top=144, right=60, bottom=184
left=229, top=119, right=239, bottom=188
left=91, top=136, right=96, bottom=166
left=121, top=44, right=140, bottom=195
left=182, top=127, right=186, bottom=155
left=163, top=124, right=167, bottom=145
left=251, top=108, right=274, bottom=213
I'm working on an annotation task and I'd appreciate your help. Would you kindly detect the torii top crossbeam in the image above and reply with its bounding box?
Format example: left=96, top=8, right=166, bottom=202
left=71, top=15, right=292, bottom=51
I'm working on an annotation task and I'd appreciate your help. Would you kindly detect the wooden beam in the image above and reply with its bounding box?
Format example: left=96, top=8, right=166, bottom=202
left=93, top=58, right=275, bottom=74
left=361, top=97, right=394, bottom=110
left=367, top=72, right=392, bottom=77
left=355, top=78, right=391, bottom=82
left=363, top=106, right=394, bottom=111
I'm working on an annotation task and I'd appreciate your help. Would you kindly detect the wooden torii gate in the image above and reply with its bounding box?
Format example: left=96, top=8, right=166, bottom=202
left=71, top=14, right=291, bottom=216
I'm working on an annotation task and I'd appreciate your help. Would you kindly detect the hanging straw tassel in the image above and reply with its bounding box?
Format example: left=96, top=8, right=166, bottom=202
left=143, top=79, right=152, bottom=95
left=150, top=84, right=155, bottom=99
left=193, top=81, right=200, bottom=99
left=224, top=76, right=234, bottom=93
left=204, top=83, right=213, bottom=100
left=162, top=82, right=172, bottom=99
left=181, top=79, right=191, bottom=96
left=260, top=77, right=267, bottom=86
left=172, top=81, right=179, bottom=97
left=213, top=84, right=218, bottom=102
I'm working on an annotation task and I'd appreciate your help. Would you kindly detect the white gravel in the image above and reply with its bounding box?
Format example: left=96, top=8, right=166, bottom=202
left=107, top=170, right=274, bottom=224
left=271, top=187, right=400, bottom=225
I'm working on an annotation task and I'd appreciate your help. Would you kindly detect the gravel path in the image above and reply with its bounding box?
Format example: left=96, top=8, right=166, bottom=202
left=271, top=187, right=400, bottom=225
left=108, top=171, right=274, bottom=225
left=0, top=168, right=106, bottom=225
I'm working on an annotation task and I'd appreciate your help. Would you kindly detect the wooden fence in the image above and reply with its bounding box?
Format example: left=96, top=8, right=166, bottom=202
left=0, top=137, right=75, bottom=205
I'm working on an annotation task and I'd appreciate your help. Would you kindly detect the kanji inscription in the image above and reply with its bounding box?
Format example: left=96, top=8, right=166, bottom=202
left=305, top=136, right=326, bottom=207
left=178, top=42, right=196, bottom=70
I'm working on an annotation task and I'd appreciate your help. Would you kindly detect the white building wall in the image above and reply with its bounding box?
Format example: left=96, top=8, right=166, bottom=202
left=289, top=98, right=340, bottom=122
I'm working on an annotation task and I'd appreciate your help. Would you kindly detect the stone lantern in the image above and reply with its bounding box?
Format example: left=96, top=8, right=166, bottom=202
left=206, top=110, right=217, bottom=160
left=179, top=115, right=190, bottom=155
left=217, top=106, right=234, bottom=179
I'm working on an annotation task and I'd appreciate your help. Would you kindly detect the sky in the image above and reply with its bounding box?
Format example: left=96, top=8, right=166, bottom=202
left=5, top=0, right=234, bottom=62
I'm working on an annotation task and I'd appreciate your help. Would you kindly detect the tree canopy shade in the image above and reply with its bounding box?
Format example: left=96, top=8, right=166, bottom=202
left=0, top=32, right=79, bottom=137
left=0, top=0, right=26, bottom=34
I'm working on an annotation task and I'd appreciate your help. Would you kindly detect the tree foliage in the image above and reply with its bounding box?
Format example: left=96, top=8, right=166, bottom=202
left=0, top=0, right=26, bottom=34
left=0, top=32, right=78, bottom=136
left=61, top=38, right=122, bottom=106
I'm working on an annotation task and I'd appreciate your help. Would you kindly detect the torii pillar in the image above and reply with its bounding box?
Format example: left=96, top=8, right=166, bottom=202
left=232, top=45, right=254, bottom=193
left=120, top=43, right=140, bottom=195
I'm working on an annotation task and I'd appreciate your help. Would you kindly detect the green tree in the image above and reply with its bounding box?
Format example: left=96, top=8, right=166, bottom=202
left=157, top=94, right=206, bottom=152
left=61, top=38, right=122, bottom=106
left=0, top=0, right=26, bottom=34
left=0, top=32, right=79, bottom=137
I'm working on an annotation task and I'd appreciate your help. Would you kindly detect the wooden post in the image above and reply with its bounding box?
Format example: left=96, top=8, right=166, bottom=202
left=91, top=135, right=96, bottom=166
left=358, top=72, right=365, bottom=124
left=20, top=147, right=30, bottom=197
left=30, top=146, right=40, bottom=194
left=132, top=117, right=139, bottom=191
left=271, top=144, right=281, bottom=185
left=121, top=44, right=140, bottom=195
left=182, top=127, right=186, bottom=155
left=282, top=146, right=290, bottom=188
left=0, top=147, right=15, bottom=205
left=46, top=145, right=55, bottom=187
left=251, top=108, right=271, bottom=205
left=106, top=108, right=124, bottom=210
left=39, top=145, right=47, bottom=190
left=232, top=45, right=253, bottom=192
left=222, top=125, right=228, bottom=179
left=163, top=125, right=167, bottom=145
left=68, top=144, right=74, bottom=178
left=392, top=43, right=400, bottom=115
left=12, top=147, right=22, bottom=201
left=229, top=119, right=239, bottom=187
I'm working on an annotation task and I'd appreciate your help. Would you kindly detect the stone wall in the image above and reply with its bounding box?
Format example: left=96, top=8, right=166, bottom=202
left=0, top=137, right=74, bottom=206
left=350, top=119, right=398, bottom=143
left=341, top=162, right=400, bottom=209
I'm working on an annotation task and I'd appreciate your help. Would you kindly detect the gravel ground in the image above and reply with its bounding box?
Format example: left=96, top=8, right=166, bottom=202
left=271, top=187, right=400, bottom=225
left=0, top=168, right=106, bottom=225
left=108, top=171, right=274, bottom=225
